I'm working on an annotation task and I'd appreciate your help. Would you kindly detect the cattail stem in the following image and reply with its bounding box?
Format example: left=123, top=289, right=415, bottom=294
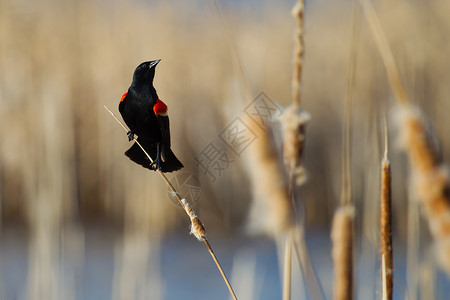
left=381, top=156, right=393, bottom=300
left=292, top=227, right=325, bottom=300
left=362, top=0, right=450, bottom=279
left=291, top=0, right=304, bottom=108
left=381, top=255, right=387, bottom=300
left=202, top=238, right=237, bottom=300
left=341, top=0, right=360, bottom=207
left=104, top=106, right=238, bottom=300
left=282, top=233, right=292, bottom=300
left=360, top=0, right=408, bottom=105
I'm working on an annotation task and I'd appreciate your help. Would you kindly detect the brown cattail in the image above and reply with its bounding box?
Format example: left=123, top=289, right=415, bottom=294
left=362, top=0, right=450, bottom=279
left=291, top=0, right=304, bottom=108
left=181, top=198, right=206, bottom=241
left=331, top=205, right=354, bottom=300
left=397, top=105, right=450, bottom=274
left=280, top=105, right=311, bottom=186
left=245, top=121, right=294, bottom=236
left=381, top=156, right=393, bottom=300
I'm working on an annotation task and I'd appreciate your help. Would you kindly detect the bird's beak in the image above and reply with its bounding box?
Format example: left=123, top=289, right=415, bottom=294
left=149, top=59, right=161, bottom=69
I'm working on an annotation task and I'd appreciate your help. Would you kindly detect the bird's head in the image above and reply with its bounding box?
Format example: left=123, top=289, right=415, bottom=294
left=132, top=59, right=161, bottom=86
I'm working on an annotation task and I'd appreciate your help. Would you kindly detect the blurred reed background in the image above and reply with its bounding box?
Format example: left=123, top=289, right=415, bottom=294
left=0, top=0, right=450, bottom=299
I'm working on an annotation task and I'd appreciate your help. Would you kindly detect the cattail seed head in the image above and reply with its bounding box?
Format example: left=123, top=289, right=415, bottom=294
left=331, top=205, right=354, bottom=300
left=291, top=0, right=304, bottom=108
left=245, top=121, right=294, bottom=236
left=181, top=198, right=205, bottom=241
left=381, top=157, right=393, bottom=300
left=395, top=105, right=450, bottom=274
left=280, top=105, right=311, bottom=186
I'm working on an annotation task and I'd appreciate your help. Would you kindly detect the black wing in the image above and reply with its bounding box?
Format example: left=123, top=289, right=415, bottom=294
left=157, top=114, right=171, bottom=162
left=118, top=92, right=128, bottom=115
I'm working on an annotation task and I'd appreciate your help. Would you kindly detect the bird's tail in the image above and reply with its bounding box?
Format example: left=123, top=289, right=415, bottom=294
left=161, top=148, right=184, bottom=172
left=125, top=139, right=183, bottom=173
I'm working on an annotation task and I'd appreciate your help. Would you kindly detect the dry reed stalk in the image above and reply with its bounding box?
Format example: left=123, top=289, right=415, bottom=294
left=282, top=233, right=292, bottom=300
left=282, top=0, right=310, bottom=187
left=360, top=0, right=408, bottom=105
left=330, top=3, right=359, bottom=297
left=104, top=106, right=237, bottom=300
left=291, top=226, right=324, bottom=300
left=381, top=255, right=387, bottom=300
left=361, top=0, right=450, bottom=276
left=245, top=118, right=325, bottom=299
left=396, top=106, right=450, bottom=274
left=243, top=121, right=297, bottom=299
left=331, top=205, right=355, bottom=300
left=380, top=134, right=393, bottom=300
left=361, top=0, right=450, bottom=292
left=280, top=2, right=324, bottom=298
left=291, top=0, right=304, bottom=109
left=208, top=0, right=253, bottom=104
left=340, top=0, right=360, bottom=208
left=331, top=3, right=358, bottom=292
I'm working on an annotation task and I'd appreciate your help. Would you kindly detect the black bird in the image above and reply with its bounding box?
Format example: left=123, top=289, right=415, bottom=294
left=119, top=59, right=183, bottom=172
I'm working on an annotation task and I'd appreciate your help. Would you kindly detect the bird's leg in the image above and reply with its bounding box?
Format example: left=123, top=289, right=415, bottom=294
left=127, top=130, right=135, bottom=141
left=150, top=143, right=162, bottom=171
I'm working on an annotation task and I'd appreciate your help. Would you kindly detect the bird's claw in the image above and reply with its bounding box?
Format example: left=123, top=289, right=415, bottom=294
left=127, top=131, right=135, bottom=142
left=150, top=159, right=161, bottom=171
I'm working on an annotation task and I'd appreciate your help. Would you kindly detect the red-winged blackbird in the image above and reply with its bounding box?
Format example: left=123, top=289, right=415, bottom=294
left=119, top=59, right=183, bottom=172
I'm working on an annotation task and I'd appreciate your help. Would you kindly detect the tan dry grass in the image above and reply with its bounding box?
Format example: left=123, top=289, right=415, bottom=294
left=362, top=0, right=450, bottom=277
left=1, top=0, right=450, bottom=298
left=1, top=0, right=449, bottom=233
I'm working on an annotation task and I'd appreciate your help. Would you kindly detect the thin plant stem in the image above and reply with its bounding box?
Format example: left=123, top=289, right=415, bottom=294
left=282, top=233, right=292, bottom=300
left=292, top=227, right=325, bottom=300
left=332, top=3, right=359, bottom=298
left=341, top=0, right=359, bottom=207
left=360, top=0, right=408, bottom=105
left=209, top=0, right=252, bottom=104
left=104, top=105, right=238, bottom=300
left=291, top=0, right=304, bottom=109
left=381, top=255, right=387, bottom=300
left=282, top=3, right=325, bottom=299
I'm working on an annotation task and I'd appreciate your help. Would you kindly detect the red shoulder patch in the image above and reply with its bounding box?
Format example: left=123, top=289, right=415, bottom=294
left=120, top=92, right=128, bottom=103
left=153, top=99, right=168, bottom=116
